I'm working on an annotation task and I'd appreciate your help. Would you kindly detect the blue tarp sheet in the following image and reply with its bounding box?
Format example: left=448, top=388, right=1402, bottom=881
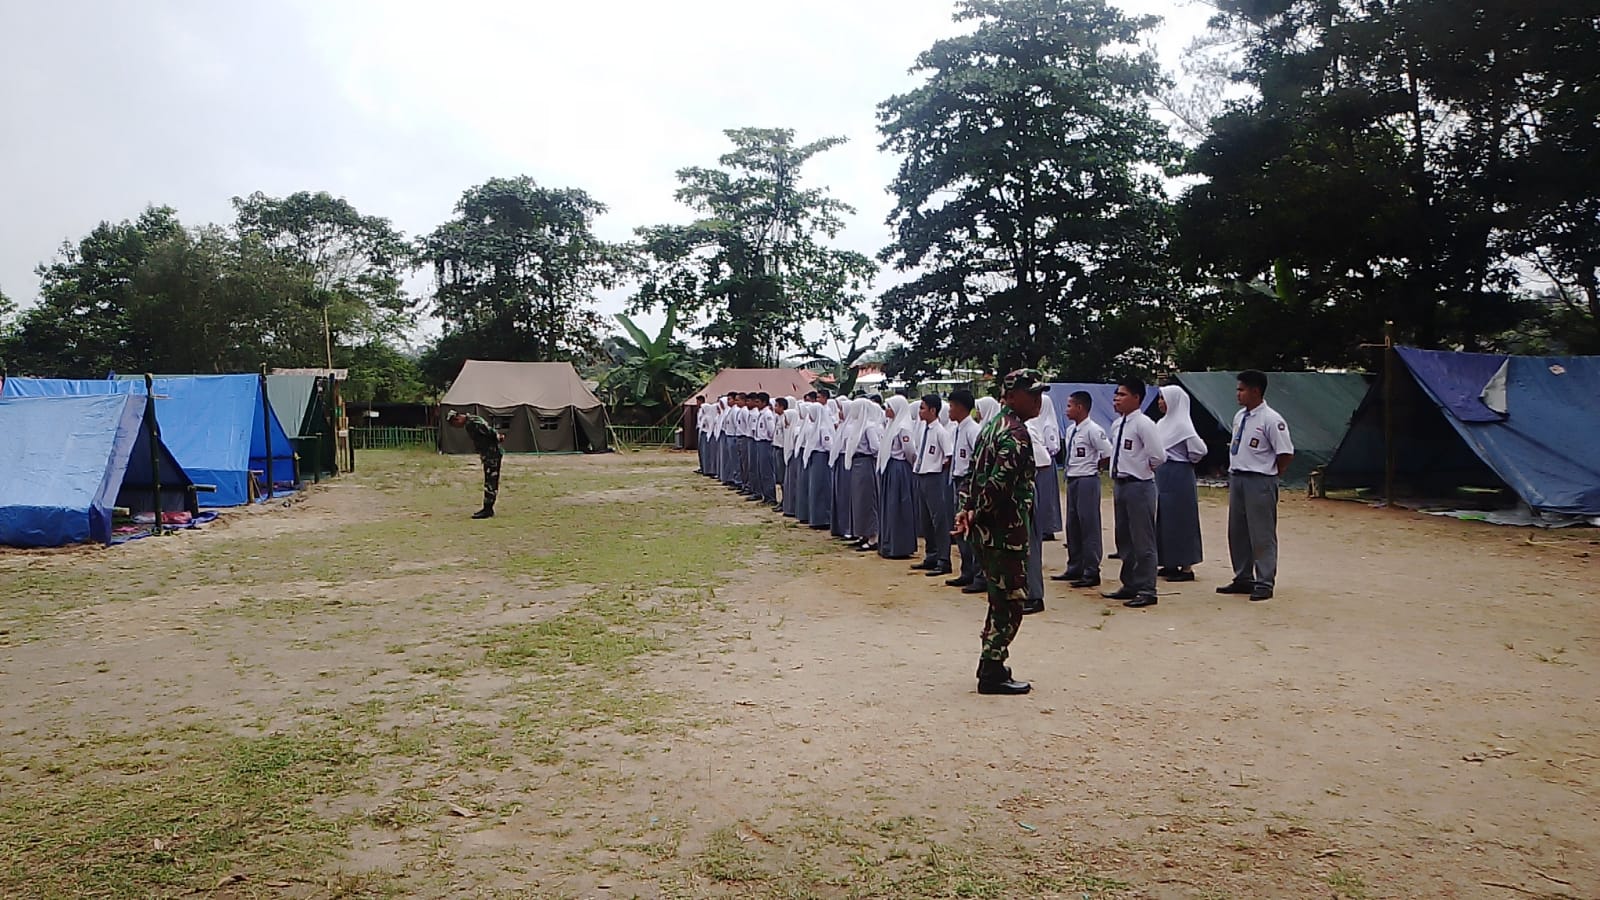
left=0, top=394, right=192, bottom=546
left=1, top=375, right=295, bottom=507
left=1397, top=347, right=1600, bottom=516
left=1046, top=383, right=1121, bottom=437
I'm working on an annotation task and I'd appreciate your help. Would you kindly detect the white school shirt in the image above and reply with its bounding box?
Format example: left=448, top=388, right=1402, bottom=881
left=1029, top=411, right=1060, bottom=469
left=1110, top=410, right=1164, bottom=481
left=755, top=408, right=776, bottom=441
left=1228, top=402, right=1294, bottom=475
left=854, top=421, right=883, bottom=457
left=1167, top=435, right=1208, bottom=464
left=950, top=416, right=981, bottom=478
left=1062, top=417, right=1112, bottom=477
left=912, top=419, right=952, bottom=475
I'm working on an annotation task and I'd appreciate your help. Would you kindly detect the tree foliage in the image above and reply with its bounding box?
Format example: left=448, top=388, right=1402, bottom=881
left=877, top=0, right=1182, bottom=379
left=1176, top=0, right=1600, bottom=364
left=419, top=177, right=623, bottom=388
left=798, top=312, right=878, bottom=395
left=232, top=191, right=416, bottom=352
left=631, top=128, right=876, bottom=369
left=598, top=309, right=707, bottom=411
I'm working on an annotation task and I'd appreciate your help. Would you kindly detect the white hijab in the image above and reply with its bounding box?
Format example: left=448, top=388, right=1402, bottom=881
left=1156, top=385, right=1201, bottom=450
left=796, top=403, right=817, bottom=456
left=839, top=398, right=873, bottom=470
left=1027, top=393, right=1060, bottom=467
left=876, top=395, right=917, bottom=473
left=974, top=396, right=1001, bottom=430
left=819, top=398, right=841, bottom=460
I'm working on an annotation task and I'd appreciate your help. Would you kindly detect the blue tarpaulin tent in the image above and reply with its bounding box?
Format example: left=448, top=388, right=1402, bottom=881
left=1046, top=383, right=1120, bottom=437
left=1324, top=348, right=1600, bottom=516
left=1, top=376, right=296, bottom=507
left=0, top=395, right=194, bottom=547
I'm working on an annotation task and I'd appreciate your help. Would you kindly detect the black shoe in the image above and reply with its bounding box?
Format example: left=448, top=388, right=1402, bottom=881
left=1070, top=577, right=1101, bottom=588
left=978, top=677, right=1032, bottom=695
left=1020, top=598, right=1045, bottom=615
left=471, top=507, right=494, bottom=519
left=945, top=576, right=973, bottom=587
left=855, top=542, right=880, bottom=553
left=1102, top=588, right=1137, bottom=600
left=1216, top=582, right=1254, bottom=595
left=839, top=534, right=856, bottom=542
left=1049, top=572, right=1077, bottom=582
left=1165, top=570, right=1196, bottom=583
left=882, top=554, right=913, bottom=561
left=1043, top=533, right=1057, bottom=542
left=1123, top=594, right=1158, bottom=608
left=925, top=565, right=953, bottom=577
left=1250, top=587, right=1274, bottom=602
left=910, top=561, right=935, bottom=571
left=1157, top=566, right=1177, bottom=578
left=809, top=524, right=830, bottom=530
left=962, top=582, right=988, bottom=594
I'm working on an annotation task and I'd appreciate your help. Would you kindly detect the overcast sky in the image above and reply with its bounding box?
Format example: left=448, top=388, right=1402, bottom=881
left=0, top=0, right=1214, bottom=344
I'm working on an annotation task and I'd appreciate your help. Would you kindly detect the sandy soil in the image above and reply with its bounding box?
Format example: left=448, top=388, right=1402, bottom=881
left=1, top=453, right=1594, bottom=899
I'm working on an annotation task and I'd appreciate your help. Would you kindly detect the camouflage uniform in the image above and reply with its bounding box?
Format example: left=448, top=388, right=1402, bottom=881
left=465, top=414, right=503, bottom=510
left=957, top=376, right=1038, bottom=674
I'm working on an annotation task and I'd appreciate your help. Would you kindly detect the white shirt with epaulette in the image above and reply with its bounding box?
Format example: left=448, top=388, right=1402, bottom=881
left=1228, top=402, right=1293, bottom=475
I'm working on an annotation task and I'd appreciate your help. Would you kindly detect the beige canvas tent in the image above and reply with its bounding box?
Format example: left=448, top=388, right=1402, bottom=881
left=440, top=360, right=609, bottom=453
left=685, top=369, right=819, bottom=405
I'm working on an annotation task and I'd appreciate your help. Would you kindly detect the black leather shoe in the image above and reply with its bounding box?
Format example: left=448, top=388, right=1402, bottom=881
left=925, top=566, right=953, bottom=577
left=945, top=576, right=973, bottom=587
left=471, top=508, right=494, bottom=519
left=1020, top=598, right=1045, bottom=615
left=1049, top=572, right=1077, bottom=582
left=1216, top=582, right=1254, bottom=595
left=1165, top=570, right=1196, bottom=582
left=1157, top=566, right=1177, bottom=578
left=1123, top=595, right=1158, bottom=608
left=1102, top=588, right=1137, bottom=600
left=1250, top=587, right=1274, bottom=602
left=978, top=678, right=1032, bottom=695
left=839, top=534, right=856, bottom=542
left=855, top=542, right=880, bottom=553
left=962, top=582, right=988, bottom=594
left=910, top=561, right=935, bottom=571
left=1070, top=577, right=1101, bottom=588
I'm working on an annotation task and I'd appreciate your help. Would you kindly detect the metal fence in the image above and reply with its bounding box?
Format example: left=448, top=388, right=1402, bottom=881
left=607, top=424, right=680, bottom=450
left=350, top=426, right=436, bottom=450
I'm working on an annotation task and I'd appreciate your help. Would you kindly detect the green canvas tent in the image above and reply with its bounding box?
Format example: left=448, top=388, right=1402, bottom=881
left=1170, top=372, right=1371, bottom=486
left=265, top=374, right=338, bottom=477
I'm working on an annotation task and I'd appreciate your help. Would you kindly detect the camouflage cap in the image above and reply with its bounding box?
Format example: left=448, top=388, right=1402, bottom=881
left=999, top=369, right=1050, bottom=394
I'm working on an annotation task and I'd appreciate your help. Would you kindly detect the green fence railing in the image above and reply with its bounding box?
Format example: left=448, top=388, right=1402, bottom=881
left=608, top=424, right=680, bottom=450
left=351, top=426, right=436, bottom=450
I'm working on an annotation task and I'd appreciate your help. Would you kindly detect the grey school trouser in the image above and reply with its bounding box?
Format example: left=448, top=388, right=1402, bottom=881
left=914, top=472, right=951, bottom=567
left=1113, top=477, right=1158, bottom=597
left=1064, top=475, right=1103, bottom=579
left=1228, top=472, right=1280, bottom=589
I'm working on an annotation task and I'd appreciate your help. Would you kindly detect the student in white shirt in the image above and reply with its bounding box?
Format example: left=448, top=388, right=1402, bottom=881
left=1154, top=385, right=1208, bottom=582
left=909, top=394, right=954, bottom=575
left=944, top=390, right=983, bottom=589
left=876, top=395, right=919, bottom=559
left=1051, top=390, right=1113, bottom=588
left=1103, top=378, right=1166, bottom=608
left=1218, top=370, right=1294, bottom=602
left=1022, top=392, right=1063, bottom=614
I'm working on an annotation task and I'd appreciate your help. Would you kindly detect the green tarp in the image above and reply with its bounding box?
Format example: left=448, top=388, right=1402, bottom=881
left=1173, top=371, right=1371, bottom=487
left=265, top=374, right=336, bottom=476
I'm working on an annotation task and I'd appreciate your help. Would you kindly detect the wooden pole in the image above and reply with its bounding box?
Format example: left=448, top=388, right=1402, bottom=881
left=260, top=368, right=275, bottom=500
left=146, top=373, right=163, bottom=535
left=1382, top=321, right=1396, bottom=508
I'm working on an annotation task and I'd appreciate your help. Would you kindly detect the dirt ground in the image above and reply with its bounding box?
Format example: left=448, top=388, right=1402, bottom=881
left=0, top=451, right=1595, bottom=899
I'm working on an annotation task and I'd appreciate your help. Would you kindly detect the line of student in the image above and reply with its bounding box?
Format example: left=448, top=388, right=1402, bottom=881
left=692, top=370, right=1293, bottom=610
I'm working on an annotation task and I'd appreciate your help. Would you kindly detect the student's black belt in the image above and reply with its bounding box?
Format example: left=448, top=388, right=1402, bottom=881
left=1113, top=475, right=1147, bottom=483
left=1229, top=470, right=1274, bottom=477
left=1067, top=474, right=1096, bottom=482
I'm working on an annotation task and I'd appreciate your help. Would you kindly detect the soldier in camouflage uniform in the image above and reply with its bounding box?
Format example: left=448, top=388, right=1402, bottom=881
left=953, top=370, right=1047, bottom=695
left=447, top=410, right=505, bottom=519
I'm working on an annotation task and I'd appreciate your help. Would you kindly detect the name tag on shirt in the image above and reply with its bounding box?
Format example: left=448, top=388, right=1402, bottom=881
left=1076, top=447, right=1087, bottom=457
left=960, top=449, right=968, bottom=459
left=1123, top=439, right=1134, bottom=450
left=1249, top=438, right=1261, bottom=448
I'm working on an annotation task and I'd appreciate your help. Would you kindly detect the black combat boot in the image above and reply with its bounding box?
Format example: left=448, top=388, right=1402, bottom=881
left=976, top=659, right=1030, bottom=695
left=471, top=506, right=494, bottom=519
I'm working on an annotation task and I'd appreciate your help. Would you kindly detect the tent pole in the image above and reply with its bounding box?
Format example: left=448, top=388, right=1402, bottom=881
left=146, top=373, right=164, bottom=536
left=261, top=368, right=274, bottom=500
left=1383, top=321, right=1395, bottom=508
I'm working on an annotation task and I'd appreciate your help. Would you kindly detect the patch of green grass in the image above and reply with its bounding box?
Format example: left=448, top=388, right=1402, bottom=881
left=0, top=725, right=365, bottom=899
left=1326, top=869, right=1368, bottom=899
left=698, top=826, right=770, bottom=883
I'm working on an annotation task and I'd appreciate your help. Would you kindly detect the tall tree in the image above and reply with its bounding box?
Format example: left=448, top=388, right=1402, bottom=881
left=232, top=191, right=416, bottom=364
left=419, top=177, right=623, bottom=388
left=631, top=128, right=876, bottom=369
left=599, top=310, right=707, bottom=412
left=1176, top=0, right=1597, bottom=363
left=877, top=0, right=1182, bottom=378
